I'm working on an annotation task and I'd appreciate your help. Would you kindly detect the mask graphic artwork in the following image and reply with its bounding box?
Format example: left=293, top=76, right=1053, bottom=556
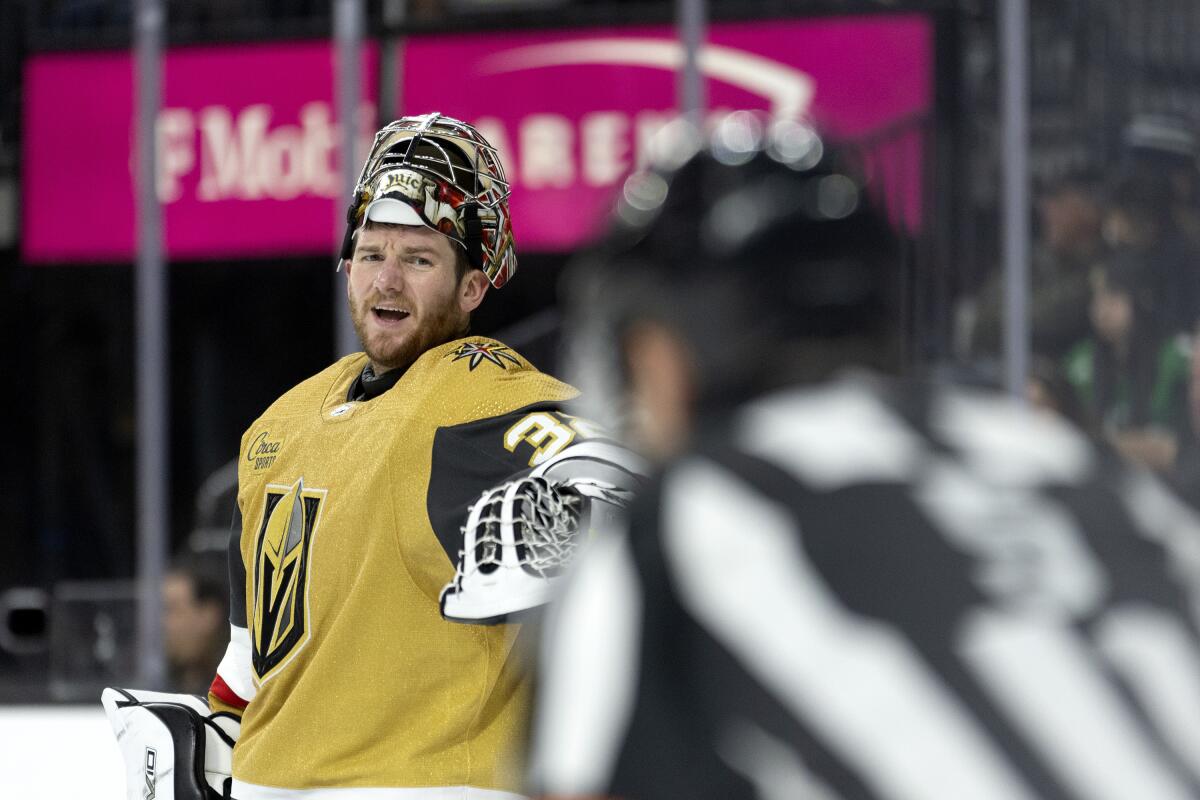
left=252, top=478, right=326, bottom=681
left=341, top=112, right=518, bottom=288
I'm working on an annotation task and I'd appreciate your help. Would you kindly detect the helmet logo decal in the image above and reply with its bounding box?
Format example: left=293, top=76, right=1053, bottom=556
left=449, top=341, right=521, bottom=370
left=374, top=168, right=468, bottom=240
left=376, top=169, right=425, bottom=201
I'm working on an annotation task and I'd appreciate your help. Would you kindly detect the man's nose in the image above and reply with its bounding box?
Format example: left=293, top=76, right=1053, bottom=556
left=373, top=258, right=405, bottom=293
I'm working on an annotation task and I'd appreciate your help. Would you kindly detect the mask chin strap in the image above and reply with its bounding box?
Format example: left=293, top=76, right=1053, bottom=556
left=463, top=203, right=485, bottom=272
left=337, top=200, right=360, bottom=270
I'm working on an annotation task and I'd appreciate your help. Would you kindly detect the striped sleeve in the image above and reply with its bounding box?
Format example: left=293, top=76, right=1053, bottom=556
left=528, top=524, right=644, bottom=796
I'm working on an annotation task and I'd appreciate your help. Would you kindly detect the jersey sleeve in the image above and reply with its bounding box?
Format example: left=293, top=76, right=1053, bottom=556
left=426, top=403, right=645, bottom=565
left=527, top=505, right=648, bottom=796
left=528, top=469, right=747, bottom=799
left=208, top=503, right=255, bottom=716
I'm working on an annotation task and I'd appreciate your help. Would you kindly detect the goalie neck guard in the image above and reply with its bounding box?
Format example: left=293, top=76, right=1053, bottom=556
left=339, top=112, right=517, bottom=288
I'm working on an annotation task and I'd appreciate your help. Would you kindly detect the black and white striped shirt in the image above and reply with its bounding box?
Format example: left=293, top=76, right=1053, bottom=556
left=530, top=372, right=1200, bottom=800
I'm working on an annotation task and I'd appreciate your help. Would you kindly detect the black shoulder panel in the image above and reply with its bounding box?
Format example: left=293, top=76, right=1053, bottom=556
left=426, top=403, right=562, bottom=564
left=227, top=505, right=247, bottom=628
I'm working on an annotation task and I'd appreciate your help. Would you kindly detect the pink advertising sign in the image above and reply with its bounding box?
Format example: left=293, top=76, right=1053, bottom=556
left=22, top=16, right=932, bottom=263
left=403, top=15, right=933, bottom=250
left=23, top=41, right=379, bottom=262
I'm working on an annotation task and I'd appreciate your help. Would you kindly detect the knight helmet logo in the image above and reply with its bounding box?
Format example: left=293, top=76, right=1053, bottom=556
left=251, top=478, right=326, bottom=682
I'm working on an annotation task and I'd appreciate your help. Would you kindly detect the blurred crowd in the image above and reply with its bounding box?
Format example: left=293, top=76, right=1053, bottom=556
left=961, top=114, right=1200, bottom=503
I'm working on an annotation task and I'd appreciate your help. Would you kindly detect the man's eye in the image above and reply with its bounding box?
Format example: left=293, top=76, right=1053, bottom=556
left=411, top=256, right=433, bottom=267
left=360, top=252, right=384, bottom=262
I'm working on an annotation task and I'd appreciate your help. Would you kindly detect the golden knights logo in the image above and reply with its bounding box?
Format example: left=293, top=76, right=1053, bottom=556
left=449, top=341, right=521, bottom=370
left=251, top=478, right=326, bottom=682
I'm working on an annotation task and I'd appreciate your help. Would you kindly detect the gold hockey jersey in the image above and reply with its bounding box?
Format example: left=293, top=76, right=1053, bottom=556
left=211, top=337, right=613, bottom=796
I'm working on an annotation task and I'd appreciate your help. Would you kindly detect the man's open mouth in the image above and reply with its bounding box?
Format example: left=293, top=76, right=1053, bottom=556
left=373, top=306, right=411, bottom=323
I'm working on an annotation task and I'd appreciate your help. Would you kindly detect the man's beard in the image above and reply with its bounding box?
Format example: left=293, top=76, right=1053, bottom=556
left=350, top=293, right=468, bottom=372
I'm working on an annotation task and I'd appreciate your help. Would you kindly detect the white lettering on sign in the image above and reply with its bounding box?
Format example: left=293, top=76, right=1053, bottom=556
left=474, top=116, right=515, bottom=182
left=197, top=103, right=270, bottom=200
left=262, top=118, right=304, bottom=200
left=156, top=109, right=195, bottom=203
left=581, top=111, right=629, bottom=187
left=153, top=101, right=373, bottom=204
left=152, top=104, right=758, bottom=207
left=520, top=114, right=575, bottom=188
left=633, top=110, right=674, bottom=171
left=299, top=102, right=339, bottom=197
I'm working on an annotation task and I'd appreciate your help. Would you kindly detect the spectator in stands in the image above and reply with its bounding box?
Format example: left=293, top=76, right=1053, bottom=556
left=1104, top=167, right=1200, bottom=336
left=1027, top=354, right=1087, bottom=426
left=1164, top=324, right=1200, bottom=508
left=1064, top=250, right=1192, bottom=473
left=162, top=549, right=229, bottom=695
left=1121, top=114, right=1200, bottom=248
left=967, top=169, right=1105, bottom=360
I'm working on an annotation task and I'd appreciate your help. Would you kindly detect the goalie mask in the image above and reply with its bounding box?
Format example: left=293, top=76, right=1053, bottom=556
left=340, top=112, right=517, bottom=288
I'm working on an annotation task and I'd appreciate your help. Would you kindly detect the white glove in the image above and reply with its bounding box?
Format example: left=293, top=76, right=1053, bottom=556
left=440, top=476, right=632, bottom=624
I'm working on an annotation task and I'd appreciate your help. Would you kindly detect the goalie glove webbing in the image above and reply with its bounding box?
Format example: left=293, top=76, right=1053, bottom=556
left=440, top=476, right=633, bottom=624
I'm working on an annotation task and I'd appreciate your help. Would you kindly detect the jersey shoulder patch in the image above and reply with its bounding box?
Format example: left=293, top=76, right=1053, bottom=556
left=445, top=340, right=524, bottom=371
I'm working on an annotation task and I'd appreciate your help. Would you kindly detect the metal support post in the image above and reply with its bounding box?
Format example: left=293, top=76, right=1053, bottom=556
left=133, top=0, right=168, bottom=689
left=1000, top=0, right=1031, bottom=399
left=676, top=0, right=707, bottom=125
left=334, top=0, right=366, bottom=357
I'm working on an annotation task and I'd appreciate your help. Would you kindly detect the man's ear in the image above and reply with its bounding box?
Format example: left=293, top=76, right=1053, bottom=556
left=343, top=257, right=355, bottom=299
left=459, top=269, right=489, bottom=313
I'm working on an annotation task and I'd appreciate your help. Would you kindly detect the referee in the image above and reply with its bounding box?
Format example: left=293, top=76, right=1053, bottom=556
left=529, top=115, right=1200, bottom=800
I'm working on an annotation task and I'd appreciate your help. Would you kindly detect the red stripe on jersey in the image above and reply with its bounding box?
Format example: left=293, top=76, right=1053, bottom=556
left=210, top=673, right=249, bottom=710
